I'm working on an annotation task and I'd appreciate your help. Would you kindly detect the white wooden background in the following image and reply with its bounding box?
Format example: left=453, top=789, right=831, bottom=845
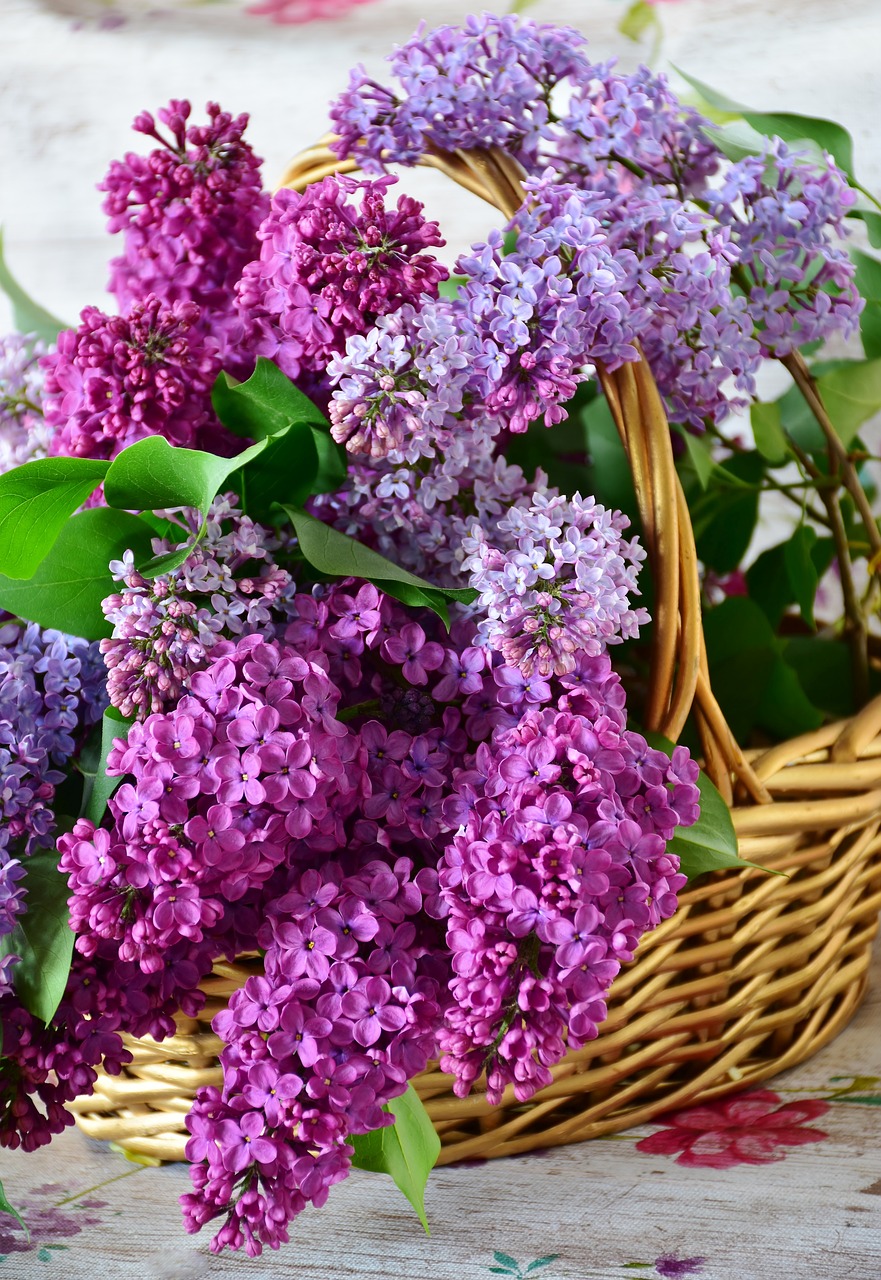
left=1, top=0, right=880, bottom=330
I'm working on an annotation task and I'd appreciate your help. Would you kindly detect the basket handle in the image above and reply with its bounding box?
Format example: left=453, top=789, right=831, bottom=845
left=278, top=141, right=772, bottom=805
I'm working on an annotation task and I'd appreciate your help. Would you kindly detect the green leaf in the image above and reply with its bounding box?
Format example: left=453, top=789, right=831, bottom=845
left=849, top=208, right=881, bottom=249
left=0, top=507, right=155, bottom=640
left=139, top=543, right=196, bottom=579
left=750, top=400, right=789, bottom=465
left=618, top=0, right=660, bottom=45
left=437, top=274, right=468, bottom=300
left=675, top=427, right=715, bottom=490
left=0, top=1179, right=27, bottom=1237
left=692, top=452, right=763, bottom=574
left=701, top=120, right=771, bottom=165
left=526, top=1259, right=560, bottom=1274
left=351, top=1085, right=440, bottom=1234
left=82, top=707, right=134, bottom=826
left=310, top=425, right=348, bottom=497
left=813, top=359, right=881, bottom=448
left=851, top=249, right=881, bottom=360
left=283, top=506, right=477, bottom=628
left=784, top=525, right=818, bottom=628
left=211, top=359, right=329, bottom=441
left=672, top=67, right=747, bottom=115
left=580, top=394, right=640, bottom=528
left=746, top=543, right=791, bottom=630
left=761, top=653, right=824, bottom=738
left=229, top=424, right=319, bottom=523
left=0, top=849, right=74, bottom=1024
left=648, top=733, right=781, bottom=880
left=0, top=457, right=108, bottom=579
left=0, top=229, right=67, bottom=345
left=103, top=433, right=269, bottom=521
left=703, top=597, right=822, bottom=742
left=0, top=506, right=152, bottom=635
left=781, top=636, right=860, bottom=719
left=213, top=359, right=348, bottom=502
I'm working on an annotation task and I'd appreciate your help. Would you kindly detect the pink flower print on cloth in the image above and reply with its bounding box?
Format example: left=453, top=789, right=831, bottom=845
left=636, top=1088, right=830, bottom=1169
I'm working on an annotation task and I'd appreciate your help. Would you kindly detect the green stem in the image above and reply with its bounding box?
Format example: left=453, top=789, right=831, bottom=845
left=337, top=698, right=381, bottom=724
left=787, top=434, right=869, bottom=706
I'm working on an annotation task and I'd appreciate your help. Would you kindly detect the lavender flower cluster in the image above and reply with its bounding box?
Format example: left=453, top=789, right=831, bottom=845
left=329, top=13, right=861, bottom=430
left=0, top=620, right=105, bottom=994
left=0, top=334, right=52, bottom=472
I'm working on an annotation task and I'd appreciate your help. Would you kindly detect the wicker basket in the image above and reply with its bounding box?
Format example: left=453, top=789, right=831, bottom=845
left=70, top=141, right=881, bottom=1165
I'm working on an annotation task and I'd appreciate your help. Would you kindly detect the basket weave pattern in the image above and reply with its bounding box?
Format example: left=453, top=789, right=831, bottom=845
left=70, top=143, right=881, bottom=1164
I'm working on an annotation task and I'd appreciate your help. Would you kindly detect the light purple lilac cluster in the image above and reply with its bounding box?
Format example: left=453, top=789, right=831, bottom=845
left=329, top=13, right=861, bottom=430
left=435, top=652, right=697, bottom=1103
left=42, top=296, right=226, bottom=461
left=0, top=618, right=105, bottom=1000
left=0, top=334, right=52, bottom=473
left=101, top=494, right=292, bottom=718
left=101, top=100, right=268, bottom=361
left=709, top=138, right=861, bottom=358
left=236, top=174, right=448, bottom=398
left=463, top=492, right=648, bottom=678
left=327, top=180, right=639, bottom=461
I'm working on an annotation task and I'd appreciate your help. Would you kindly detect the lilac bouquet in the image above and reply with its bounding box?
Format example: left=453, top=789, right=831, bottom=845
left=0, top=13, right=879, bottom=1259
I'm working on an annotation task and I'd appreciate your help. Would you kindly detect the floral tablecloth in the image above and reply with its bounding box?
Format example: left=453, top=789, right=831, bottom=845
left=1, top=940, right=879, bottom=1279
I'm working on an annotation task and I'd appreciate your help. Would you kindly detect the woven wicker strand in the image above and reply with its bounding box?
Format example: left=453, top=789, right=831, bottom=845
left=71, top=140, right=881, bottom=1164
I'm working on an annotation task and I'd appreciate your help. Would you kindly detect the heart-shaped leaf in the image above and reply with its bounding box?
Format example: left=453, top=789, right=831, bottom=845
left=0, top=457, right=108, bottom=579
left=351, top=1085, right=440, bottom=1233
left=103, top=433, right=270, bottom=520
left=0, top=507, right=155, bottom=640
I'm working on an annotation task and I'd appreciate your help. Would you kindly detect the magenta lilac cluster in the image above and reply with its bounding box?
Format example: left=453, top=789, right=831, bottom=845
left=101, top=494, right=292, bottom=718
left=42, top=297, right=224, bottom=461
left=436, top=654, right=697, bottom=1104
left=101, top=100, right=268, bottom=361
left=237, top=174, right=448, bottom=396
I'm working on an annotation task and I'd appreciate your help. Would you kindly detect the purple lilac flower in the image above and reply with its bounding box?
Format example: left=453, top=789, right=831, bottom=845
left=181, top=848, right=442, bottom=1257
left=100, top=494, right=292, bottom=718
left=0, top=618, right=105, bottom=867
left=330, top=15, right=715, bottom=198
left=100, top=100, right=268, bottom=362
left=433, top=651, right=699, bottom=1105
left=709, top=139, right=861, bottom=358
left=330, top=15, right=592, bottom=174
left=236, top=174, right=448, bottom=393
left=0, top=933, right=216, bottom=1152
left=42, top=296, right=226, bottom=461
left=463, top=491, right=649, bottom=677
left=327, top=180, right=638, bottom=461
left=0, top=334, right=53, bottom=473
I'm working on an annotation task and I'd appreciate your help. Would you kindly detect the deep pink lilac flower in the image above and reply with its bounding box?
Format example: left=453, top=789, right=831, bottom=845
left=100, top=100, right=268, bottom=361
left=237, top=174, right=447, bottom=391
